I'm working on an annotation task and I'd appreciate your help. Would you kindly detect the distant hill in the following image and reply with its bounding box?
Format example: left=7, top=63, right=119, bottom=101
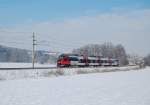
left=0, top=45, right=57, bottom=63
left=0, top=45, right=31, bottom=62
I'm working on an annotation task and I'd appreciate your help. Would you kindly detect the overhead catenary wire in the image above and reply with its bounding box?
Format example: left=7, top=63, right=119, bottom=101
left=0, top=30, right=86, bottom=52
left=35, top=33, right=85, bottom=46
left=0, top=30, right=84, bottom=45
left=37, top=40, right=80, bottom=48
left=0, top=30, right=85, bottom=46
left=37, top=43, right=76, bottom=49
left=0, top=41, right=31, bottom=45
left=0, top=30, right=32, bottom=34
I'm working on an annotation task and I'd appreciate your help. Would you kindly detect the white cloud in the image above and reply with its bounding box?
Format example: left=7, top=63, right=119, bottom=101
left=0, top=9, right=150, bottom=55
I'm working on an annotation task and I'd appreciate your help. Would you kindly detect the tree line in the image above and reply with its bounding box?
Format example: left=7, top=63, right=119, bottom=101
left=72, top=42, right=150, bottom=66
left=72, top=42, right=128, bottom=66
left=144, top=54, right=150, bottom=66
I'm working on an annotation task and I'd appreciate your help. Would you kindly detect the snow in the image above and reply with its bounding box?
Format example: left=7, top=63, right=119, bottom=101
left=0, top=62, right=56, bottom=80
left=0, top=67, right=150, bottom=105
left=0, top=62, right=56, bottom=68
left=0, top=62, right=139, bottom=80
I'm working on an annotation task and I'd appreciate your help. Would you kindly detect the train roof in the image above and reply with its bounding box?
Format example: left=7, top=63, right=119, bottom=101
left=59, top=53, right=78, bottom=56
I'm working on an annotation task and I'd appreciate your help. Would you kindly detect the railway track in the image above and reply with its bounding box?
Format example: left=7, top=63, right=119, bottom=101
left=0, top=66, right=140, bottom=71
left=0, top=66, right=91, bottom=70
left=0, top=67, right=57, bottom=70
left=0, top=66, right=113, bottom=70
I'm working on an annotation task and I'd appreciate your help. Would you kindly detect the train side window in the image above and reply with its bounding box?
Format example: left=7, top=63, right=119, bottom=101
left=111, top=60, right=114, bottom=63
left=93, top=60, right=96, bottom=63
left=90, top=60, right=93, bottom=63
left=69, top=57, right=78, bottom=61
left=79, top=59, right=87, bottom=63
left=79, top=59, right=84, bottom=63
left=100, top=60, right=103, bottom=63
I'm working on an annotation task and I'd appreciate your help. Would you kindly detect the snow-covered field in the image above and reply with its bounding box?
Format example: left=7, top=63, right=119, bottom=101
left=0, top=62, right=140, bottom=80
left=0, top=67, right=150, bottom=105
left=0, top=62, right=56, bottom=80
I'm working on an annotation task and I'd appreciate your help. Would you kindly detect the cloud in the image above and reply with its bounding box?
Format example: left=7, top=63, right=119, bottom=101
left=0, top=9, right=150, bottom=55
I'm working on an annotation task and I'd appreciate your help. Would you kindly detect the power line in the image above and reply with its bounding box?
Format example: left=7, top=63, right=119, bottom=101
left=0, top=30, right=84, bottom=46
left=37, top=40, right=80, bottom=48
left=37, top=43, right=76, bottom=49
left=35, top=33, right=85, bottom=45
left=0, top=30, right=85, bottom=52
left=0, top=30, right=32, bottom=34
left=0, top=41, right=31, bottom=45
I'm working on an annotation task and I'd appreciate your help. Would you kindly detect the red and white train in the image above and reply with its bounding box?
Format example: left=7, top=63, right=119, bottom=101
left=57, top=53, right=119, bottom=67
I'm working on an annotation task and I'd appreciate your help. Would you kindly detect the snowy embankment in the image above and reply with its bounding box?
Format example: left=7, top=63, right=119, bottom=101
left=0, top=67, right=150, bottom=105
left=0, top=63, right=141, bottom=80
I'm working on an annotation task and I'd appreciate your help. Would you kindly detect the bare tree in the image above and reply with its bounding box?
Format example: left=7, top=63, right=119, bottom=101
left=72, top=42, right=128, bottom=66
left=144, top=54, right=150, bottom=66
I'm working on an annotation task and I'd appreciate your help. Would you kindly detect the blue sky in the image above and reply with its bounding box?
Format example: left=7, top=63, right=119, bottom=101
left=0, top=0, right=150, bottom=56
left=0, top=0, right=150, bottom=26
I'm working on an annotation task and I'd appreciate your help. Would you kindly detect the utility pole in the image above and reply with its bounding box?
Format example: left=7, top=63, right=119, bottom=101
left=32, top=32, right=36, bottom=68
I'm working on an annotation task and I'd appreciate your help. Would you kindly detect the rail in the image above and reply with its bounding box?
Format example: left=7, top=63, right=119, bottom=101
left=0, top=67, right=57, bottom=70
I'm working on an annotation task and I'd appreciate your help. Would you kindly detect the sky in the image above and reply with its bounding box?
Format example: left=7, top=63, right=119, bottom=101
left=0, top=0, right=150, bottom=56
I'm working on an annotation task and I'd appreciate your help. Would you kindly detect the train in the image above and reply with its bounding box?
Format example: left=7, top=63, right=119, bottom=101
left=57, top=53, right=119, bottom=67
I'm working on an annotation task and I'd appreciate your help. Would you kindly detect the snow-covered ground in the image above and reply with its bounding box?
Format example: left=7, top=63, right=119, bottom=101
left=0, top=62, right=56, bottom=80
left=0, top=62, right=139, bottom=80
left=0, top=62, right=56, bottom=68
left=0, top=67, right=150, bottom=105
